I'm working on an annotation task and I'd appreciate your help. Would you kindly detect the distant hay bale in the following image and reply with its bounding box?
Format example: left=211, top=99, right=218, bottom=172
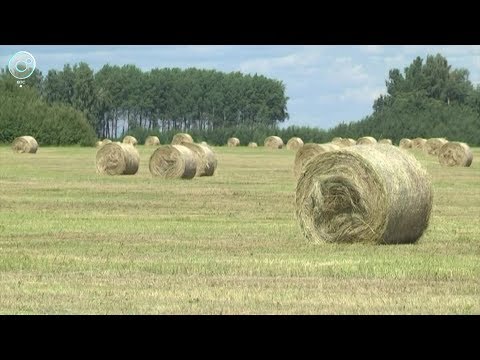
left=200, top=141, right=208, bottom=146
left=294, top=143, right=340, bottom=178
left=145, top=136, right=160, bottom=146
left=172, top=133, right=194, bottom=145
left=96, top=139, right=112, bottom=148
left=412, top=138, right=427, bottom=150
left=248, top=142, right=258, bottom=148
left=227, top=137, right=240, bottom=147
left=264, top=136, right=284, bottom=149
left=399, top=138, right=412, bottom=149
left=331, top=137, right=343, bottom=144
left=286, top=137, right=304, bottom=151
left=339, top=138, right=356, bottom=147
left=123, top=135, right=138, bottom=146
left=149, top=145, right=197, bottom=179
left=378, top=139, right=392, bottom=145
left=96, top=142, right=140, bottom=175
left=12, top=136, right=38, bottom=153
left=438, top=142, right=473, bottom=167
left=424, top=138, right=448, bottom=155
left=180, top=142, right=218, bottom=176
left=296, top=144, right=433, bottom=244
left=357, top=136, right=377, bottom=145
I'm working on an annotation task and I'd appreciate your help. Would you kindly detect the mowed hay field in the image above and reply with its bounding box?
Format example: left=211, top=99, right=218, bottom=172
left=0, top=145, right=479, bottom=314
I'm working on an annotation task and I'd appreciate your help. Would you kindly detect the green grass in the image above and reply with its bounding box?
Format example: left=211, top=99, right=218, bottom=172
left=0, top=144, right=479, bottom=314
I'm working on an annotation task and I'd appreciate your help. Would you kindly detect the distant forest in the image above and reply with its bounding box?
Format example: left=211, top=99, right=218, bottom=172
left=1, top=53, right=479, bottom=146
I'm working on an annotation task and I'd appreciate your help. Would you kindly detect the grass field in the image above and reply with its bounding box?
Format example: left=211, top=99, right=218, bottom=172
left=0, top=144, right=479, bottom=314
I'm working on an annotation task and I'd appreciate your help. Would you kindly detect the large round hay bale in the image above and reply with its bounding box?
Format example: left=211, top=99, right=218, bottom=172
left=438, top=142, right=473, bottom=167
left=412, top=138, right=427, bottom=150
left=294, top=143, right=340, bottom=178
left=248, top=142, right=258, bottom=148
left=149, top=145, right=197, bottom=179
left=424, top=138, right=448, bottom=155
left=286, top=137, right=304, bottom=151
left=227, top=137, right=240, bottom=147
left=123, top=135, right=138, bottom=146
left=12, top=136, right=38, bottom=153
left=172, top=133, right=194, bottom=145
left=264, top=136, right=284, bottom=149
left=96, top=142, right=140, bottom=175
left=296, top=144, right=433, bottom=244
left=378, top=139, right=392, bottom=145
left=180, top=142, right=217, bottom=176
left=399, top=138, right=412, bottom=149
left=145, top=136, right=160, bottom=146
left=357, top=136, right=377, bottom=145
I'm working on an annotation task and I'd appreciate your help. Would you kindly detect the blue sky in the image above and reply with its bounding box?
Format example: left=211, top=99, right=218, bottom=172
left=2, top=45, right=480, bottom=129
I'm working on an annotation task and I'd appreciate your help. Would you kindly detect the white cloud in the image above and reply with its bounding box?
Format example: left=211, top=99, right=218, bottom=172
left=360, top=45, right=384, bottom=54
left=339, top=85, right=385, bottom=103
left=326, top=57, right=369, bottom=83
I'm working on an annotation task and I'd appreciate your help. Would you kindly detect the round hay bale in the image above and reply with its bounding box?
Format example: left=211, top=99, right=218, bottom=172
left=180, top=142, right=218, bottom=176
left=294, top=143, right=340, bottom=178
left=331, top=137, right=343, bottom=144
left=12, top=136, right=38, bottom=153
left=357, top=136, right=377, bottom=145
left=339, top=138, right=356, bottom=147
left=286, top=137, right=304, bottom=151
left=149, top=145, right=197, bottom=179
left=296, top=144, right=433, bottom=244
left=378, top=139, right=392, bottom=145
left=248, top=142, right=258, bottom=148
left=200, top=141, right=208, bottom=146
left=424, top=138, right=448, bottom=155
left=227, top=137, right=240, bottom=147
left=412, top=138, right=427, bottom=150
left=264, top=136, right=284, bottom=149
left=145, top=136, right=160, bottom=146
left=123, top=135, right=138, bottom=146
left=96, top=142, right=140, bottom=175
left=438, top=142, right=473, bottom=167
left=399, top=138, right=412, bottom=149
left=172, top=133, right=194, bottom=145
left=96, top=139, right=112, bottom=148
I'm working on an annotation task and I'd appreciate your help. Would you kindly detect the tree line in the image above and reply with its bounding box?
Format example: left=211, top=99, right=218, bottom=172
left=1, top=53, right=480, bottom=146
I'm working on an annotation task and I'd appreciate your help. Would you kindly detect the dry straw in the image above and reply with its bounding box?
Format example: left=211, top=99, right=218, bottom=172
left=172, top=133, right=194, bottom=145
left=145, top=136, right=160, bottom=146
left=378, top=139, right=392, bottom=145
left=180, top=142, right=217, bottom=176
left=412, top=137, right=427, bottom=150
left=96, top=139, right=112, bottom=148
left=264, top=136, right=284, bottom=149
left=96, top=142, right=140, bottom=175
left=424, top=138, right=448, bottom=155
left=123, top=135, right=138, bottom=146
left=12, top=136, right=38, bottom=153
left=149, top=144, right=197, bottom=179
left=357, top=136, right=377, bottom=145
left=399, top=138, right=412, bottom=149
left=248, top=142, right=258, bottom=148
left=438, top=142, right=473, bottom=167
left=227, top=137, right=240, bottom=147
left=339, top=138, right=356, bottom=147
left=286, top=137, right=304, bottom=151
left=293, top=143, right=340, bottom=178
left=296, top=144, right=433, bottom=244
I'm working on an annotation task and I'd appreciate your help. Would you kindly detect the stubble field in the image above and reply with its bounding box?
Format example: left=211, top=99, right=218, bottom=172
left=0, top=145, right=478, bottom=314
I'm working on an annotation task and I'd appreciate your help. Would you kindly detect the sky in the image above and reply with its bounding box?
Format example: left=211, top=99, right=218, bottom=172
left=2, top=45, right=480, bottom=129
